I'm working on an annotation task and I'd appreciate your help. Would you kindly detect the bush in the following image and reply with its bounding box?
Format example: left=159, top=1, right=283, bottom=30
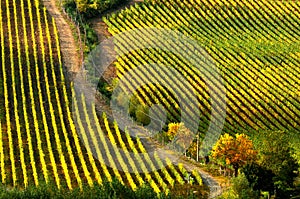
left=0, top=179, right=176, bottom=199
left=242, top=163, right=275, bottom=194
left=219, top=173, right=259, bottom=199
left=83, top=23, right=99, bottom=53
left=62, top=0, right=129, bottom=55
left=231, top=173, right=260, bottom=199
left=135, top=105, right=151, bottom=125
left=62, top=0, right=99, bottom=55
left=135, top=184, right=160, bottom=199
left=63, top=0, right=129, bottom=18
left=0, top=182, right=59, bottom=199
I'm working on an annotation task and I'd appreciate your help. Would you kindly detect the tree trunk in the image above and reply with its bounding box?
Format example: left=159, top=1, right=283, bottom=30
left=205, top=156, right=209, bottom=164
left=234, top=165, right=239, bottom=177
left=196, top=135, right=199, bottom=161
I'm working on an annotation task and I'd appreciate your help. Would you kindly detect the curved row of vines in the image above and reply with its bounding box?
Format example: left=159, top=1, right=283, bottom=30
left=0, top=0, right=203, bottom=195
left=103, top=0, right=300, bottom=138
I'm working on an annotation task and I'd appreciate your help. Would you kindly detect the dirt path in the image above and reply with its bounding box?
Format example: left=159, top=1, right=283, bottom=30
left=90, top=0, right=144, bottom=42
left=42, top=0, right=81, bottom=73
left=177, top=157, right=223, bottom=199
left=89, top=1, right=224, bottom=197
left=92, top=102, right=223, bottom=198
left=44, top=0, right=224, bottom=197
left=143, top=136, right=224, bottom=198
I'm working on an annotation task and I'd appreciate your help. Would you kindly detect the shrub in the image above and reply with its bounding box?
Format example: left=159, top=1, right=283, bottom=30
left=62, top=0, right=99, bottom=55
left=242, top=163, right=275, bottom=195
left=135, top=105, right=151, bottom=125
left=64, top=0, right=129, bottom=18
left=231, top=173, right=260, bottom=199
left=219, top=173, right=259, bottom=199
left=0, top=179, right=175, bottom=199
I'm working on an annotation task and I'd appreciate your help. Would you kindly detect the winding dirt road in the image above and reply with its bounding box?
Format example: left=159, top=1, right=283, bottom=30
left=89, top=1, right=224, bottom=197
left=42, top=0, right=223, bottom=198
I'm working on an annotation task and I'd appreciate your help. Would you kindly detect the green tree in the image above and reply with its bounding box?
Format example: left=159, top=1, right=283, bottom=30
left=135, top=105, right=150, bottom=125
left=65, top=0, right=128, bottom=17
left=253, top=130, right=299, bottom=197
left=231, top=173, right=260, bottom=199
left=242, top=163, right=275, bottom=194
left=218, top=173, right=259, bottom=199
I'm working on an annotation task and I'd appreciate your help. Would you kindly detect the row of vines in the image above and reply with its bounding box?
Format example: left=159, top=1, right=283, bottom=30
left=0, top=0, right=203, bottom=194
left=103, top=0, right=300, bottom=137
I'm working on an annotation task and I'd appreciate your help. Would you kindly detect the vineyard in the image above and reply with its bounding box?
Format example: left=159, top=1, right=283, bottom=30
left=103, top=0, right=300, bottom=139
left=1, top=0, right=300, bottom=197
left=0, top=0, right=205, bottom=195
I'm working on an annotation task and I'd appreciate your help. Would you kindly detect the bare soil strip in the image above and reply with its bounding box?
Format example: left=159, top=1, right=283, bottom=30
left=42, top=0, right=81, bottom=73
left=42, top=0, right=223, bottom=197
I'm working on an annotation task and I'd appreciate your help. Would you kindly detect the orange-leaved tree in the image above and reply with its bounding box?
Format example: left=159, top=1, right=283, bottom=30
left=212, top=133, right=257, bottom=177
left=166, top=123, right=182, bottom=141
left=166, top=123, right=194, bottom=156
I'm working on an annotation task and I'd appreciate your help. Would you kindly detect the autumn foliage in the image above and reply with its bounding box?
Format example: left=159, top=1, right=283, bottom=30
left=212, top=133, right=257, bottom=177
left=166, top=123, right=194, bottom=155
left=166, top=123, right=182, bottom=141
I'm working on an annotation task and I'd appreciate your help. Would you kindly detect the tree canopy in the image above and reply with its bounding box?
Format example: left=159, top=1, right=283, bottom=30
left=64, top=0, right=128, bottom=18
left=250, top=130, right=299, bottom=197
left=212, top=133, right=257, bottom=177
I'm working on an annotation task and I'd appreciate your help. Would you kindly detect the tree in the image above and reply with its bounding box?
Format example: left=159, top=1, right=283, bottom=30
left=212, top=133, right=257, bottom=177
left=166, top=123, right=194, bottom=156
left=187, top=134, right=202, bottom=161
left=230, top=173, right=260, bottom=199
left=187, top=141, right=197, bottom=159
left=253, top=130, right=299, bottom=197
left=75, top=0, right=98, bottom=13
left=135, top=105, right=150, bottom=125
left=165, top=123, right=181, bottom=142
left=242, top=163, right=275, bottom=194
left=69, top=0, right=127, bottom=17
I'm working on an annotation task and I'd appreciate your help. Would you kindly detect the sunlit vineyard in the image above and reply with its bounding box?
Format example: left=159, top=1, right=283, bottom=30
left=0, top=0, right=205, bottom=194
left=104, top=0, right=300, bottom=139
left=2, top=0, right=300, bottom=196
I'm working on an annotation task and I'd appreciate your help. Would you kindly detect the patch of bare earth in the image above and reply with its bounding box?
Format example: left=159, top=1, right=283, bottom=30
left=89, top=0, right=144, bottom=81
left=42, top=0, right=81, bottom=74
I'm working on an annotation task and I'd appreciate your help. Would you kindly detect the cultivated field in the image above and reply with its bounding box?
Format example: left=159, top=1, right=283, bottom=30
left=1, top=0, right=300, bottom=197
left=0, top=0, right=204, bottom=195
